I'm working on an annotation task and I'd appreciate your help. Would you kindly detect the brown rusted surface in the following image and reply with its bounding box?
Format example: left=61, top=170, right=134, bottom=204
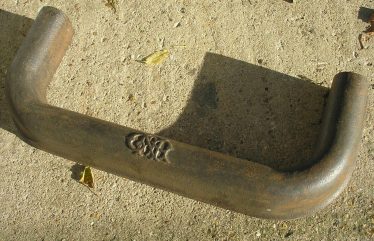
left=6, top=6, right=369, bottom=220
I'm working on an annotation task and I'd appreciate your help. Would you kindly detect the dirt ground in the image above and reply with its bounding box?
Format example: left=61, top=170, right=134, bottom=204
left=0, top=0, right=373, bottom=240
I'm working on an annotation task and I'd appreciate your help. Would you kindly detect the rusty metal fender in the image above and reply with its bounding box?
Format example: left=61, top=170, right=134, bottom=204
left=6, top=6, right=369, bottom=219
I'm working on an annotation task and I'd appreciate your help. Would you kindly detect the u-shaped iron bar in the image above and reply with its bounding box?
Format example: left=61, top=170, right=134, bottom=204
left=6, top=7, right=369, bottom=219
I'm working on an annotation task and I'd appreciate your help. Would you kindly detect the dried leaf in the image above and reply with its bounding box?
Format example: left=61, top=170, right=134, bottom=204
left=364, top=13, right=374, bottom=35
left=359, top=13, right=374, bottom=49
left=79, top=166, right=94, bottom=188
left=359, top=34, right=366, bottom=49
left=139, top=49, right=169, bottom=65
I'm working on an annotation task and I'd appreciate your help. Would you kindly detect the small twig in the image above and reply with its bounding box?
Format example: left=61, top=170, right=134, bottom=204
left=81, top=183, right=99, bottom=196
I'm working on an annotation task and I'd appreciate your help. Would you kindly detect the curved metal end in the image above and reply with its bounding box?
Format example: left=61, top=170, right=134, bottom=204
left=6, top=6, right=73, bottom=142
left=7, top=6, right=73, bottom=105
left=6, top=7, right=369, bottom=220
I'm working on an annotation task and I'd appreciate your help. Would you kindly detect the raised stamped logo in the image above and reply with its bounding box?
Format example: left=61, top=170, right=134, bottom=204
left=125, top=133, right=172, bottom=163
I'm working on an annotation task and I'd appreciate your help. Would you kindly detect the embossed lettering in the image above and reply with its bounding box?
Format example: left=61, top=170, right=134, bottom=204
left=125, top=133, right=172, bottom=163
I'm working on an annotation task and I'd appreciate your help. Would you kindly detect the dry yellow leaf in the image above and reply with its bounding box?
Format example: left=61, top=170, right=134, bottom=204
left=79, top=166, right=94, bottom=188
left=140, top=49, right=169, bottom=65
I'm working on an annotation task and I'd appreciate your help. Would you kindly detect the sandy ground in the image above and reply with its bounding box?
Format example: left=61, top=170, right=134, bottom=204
left=0, top=0, right=373, bottom=240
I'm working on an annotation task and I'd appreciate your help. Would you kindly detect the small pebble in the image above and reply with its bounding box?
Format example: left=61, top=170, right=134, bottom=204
left=276, top=41, right=284, bottom=50
left=127, top=94, right=134, bottom=101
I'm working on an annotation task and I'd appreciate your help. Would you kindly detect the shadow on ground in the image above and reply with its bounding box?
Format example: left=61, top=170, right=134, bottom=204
left=70, top=163, right=86, bottom=181
left=358, top=6, right=374, bottom=23
left=0, top=9, right=33, bottom=135
left=159, top=53, right=328, bottom=171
